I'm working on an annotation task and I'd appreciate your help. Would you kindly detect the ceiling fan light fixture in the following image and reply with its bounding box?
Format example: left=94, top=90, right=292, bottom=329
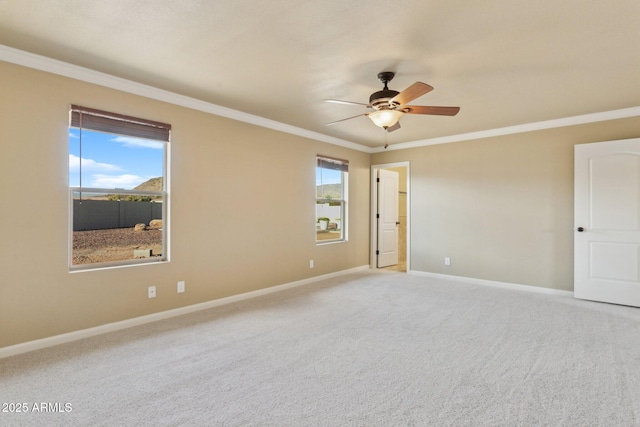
left=369, top=109, right=403, bottom=129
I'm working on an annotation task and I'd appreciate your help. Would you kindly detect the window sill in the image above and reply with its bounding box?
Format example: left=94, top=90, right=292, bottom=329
left=315, top=239, right=347, bottom=246
left=69, top=258, right=168, bottom=273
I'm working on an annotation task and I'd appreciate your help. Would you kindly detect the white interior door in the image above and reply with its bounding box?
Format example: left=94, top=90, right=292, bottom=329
left=377, top=169, right=399, bottom=268
left=575, top=138, right=640, bottom=307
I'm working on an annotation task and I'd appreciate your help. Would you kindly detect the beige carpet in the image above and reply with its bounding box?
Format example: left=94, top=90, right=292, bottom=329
left=2, top=270, right=640, bottom=426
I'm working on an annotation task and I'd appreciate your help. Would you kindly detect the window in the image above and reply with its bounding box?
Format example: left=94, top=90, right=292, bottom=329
left=69, top=105, right=170, bottom=269
left=316, top=156, right=348, bottom=243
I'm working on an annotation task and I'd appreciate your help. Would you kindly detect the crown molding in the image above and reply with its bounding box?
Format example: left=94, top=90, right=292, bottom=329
left=373, top=106, right=640, bottom=152
left=3, top=44, right=639, bottom=155
left=0, top=44, right=372, bottom=153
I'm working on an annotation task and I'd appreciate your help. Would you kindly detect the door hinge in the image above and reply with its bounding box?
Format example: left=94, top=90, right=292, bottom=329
left=376, top=213, right=380, bottom=219
left=376, top=250, right=379, bottom=255
left=376, top=177, right=380, bottom=182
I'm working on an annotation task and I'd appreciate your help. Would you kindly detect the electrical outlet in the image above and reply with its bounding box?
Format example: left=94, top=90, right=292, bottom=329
left=177, top=281, right=185, bottom=293
left=445, top=257, right=451, bottom=266
left=148, top=286, right=156, bottom=298
left=309, top=260, right=314, bottom=268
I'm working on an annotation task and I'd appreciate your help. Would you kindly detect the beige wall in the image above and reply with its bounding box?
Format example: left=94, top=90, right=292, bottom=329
left=0, top=61, right=370, bottom=348
left=373, top=117, right=640, bottom=291
left=4, top=57, right=640, bottom=349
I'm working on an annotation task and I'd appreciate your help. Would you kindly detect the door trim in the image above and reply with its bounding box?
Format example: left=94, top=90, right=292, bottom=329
left=371, top=162, right=410, bottom=271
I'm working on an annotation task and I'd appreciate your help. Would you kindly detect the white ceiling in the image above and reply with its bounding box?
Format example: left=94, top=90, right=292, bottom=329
left=1, top=0, right=640, bottom=148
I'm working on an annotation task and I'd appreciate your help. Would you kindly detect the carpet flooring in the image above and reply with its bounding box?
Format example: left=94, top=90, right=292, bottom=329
left=2, top=270, right=640, bottom=426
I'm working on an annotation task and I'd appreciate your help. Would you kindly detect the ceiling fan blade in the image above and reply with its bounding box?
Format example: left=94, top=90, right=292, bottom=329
left=390, top=82, right=434, bottom=106
left=401, top=105, right=460, bottom=116
left=386, top=122, right=401, bottom=132
left=324, top=99, right=370, bottom=107
left=326, top=113, right=368, bottom=125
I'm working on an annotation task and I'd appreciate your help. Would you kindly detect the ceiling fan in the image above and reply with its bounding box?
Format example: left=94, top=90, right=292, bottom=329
left=325, top=71, right=460, bottom=132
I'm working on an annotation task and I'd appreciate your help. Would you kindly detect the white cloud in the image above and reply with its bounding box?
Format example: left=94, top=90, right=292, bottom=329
left=112, top=136, right=164, bottom=150
left=91, top=174, right=147, bottom=189
left=69, top=154, right=122, bottom=172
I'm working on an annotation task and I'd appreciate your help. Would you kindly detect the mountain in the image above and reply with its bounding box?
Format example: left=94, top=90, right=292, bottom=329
left=134, top=177, right=162, bottom=192
left=316, top=183, right=342, bottom=199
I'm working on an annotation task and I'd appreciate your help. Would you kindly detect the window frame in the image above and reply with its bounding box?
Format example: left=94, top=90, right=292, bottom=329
left=315, top=155, right=348, bottom=244
left=68, top=105, right=170, bottom=271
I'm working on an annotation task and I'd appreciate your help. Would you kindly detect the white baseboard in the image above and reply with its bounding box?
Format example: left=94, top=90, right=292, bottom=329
left=0, top=265, right=370, bottom=359
left=408, top=270, right=574, bottom=298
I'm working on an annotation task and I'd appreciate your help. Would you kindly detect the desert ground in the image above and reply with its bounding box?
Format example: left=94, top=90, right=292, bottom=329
left=72, top=227, right=162, bottom=265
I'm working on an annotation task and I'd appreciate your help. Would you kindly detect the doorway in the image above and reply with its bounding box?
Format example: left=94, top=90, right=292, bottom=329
left=371, top=162, right=410, bottom=272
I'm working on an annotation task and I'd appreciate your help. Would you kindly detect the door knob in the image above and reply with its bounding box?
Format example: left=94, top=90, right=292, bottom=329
left=577, top=227, right=585, bottom=232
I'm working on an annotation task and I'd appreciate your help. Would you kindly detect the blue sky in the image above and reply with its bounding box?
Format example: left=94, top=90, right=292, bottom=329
left=69, top=129, right=164, bottom=189
left=315, top=167, right=341, bottom=187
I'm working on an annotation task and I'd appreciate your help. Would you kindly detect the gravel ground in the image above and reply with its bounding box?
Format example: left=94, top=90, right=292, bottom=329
left=72, top=227, right=163, bottom=265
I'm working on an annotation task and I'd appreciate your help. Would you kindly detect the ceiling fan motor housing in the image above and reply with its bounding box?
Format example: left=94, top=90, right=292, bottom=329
left=370, top=89, right=399, bottom=109
left=371, top=71, right=399, bottom=109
